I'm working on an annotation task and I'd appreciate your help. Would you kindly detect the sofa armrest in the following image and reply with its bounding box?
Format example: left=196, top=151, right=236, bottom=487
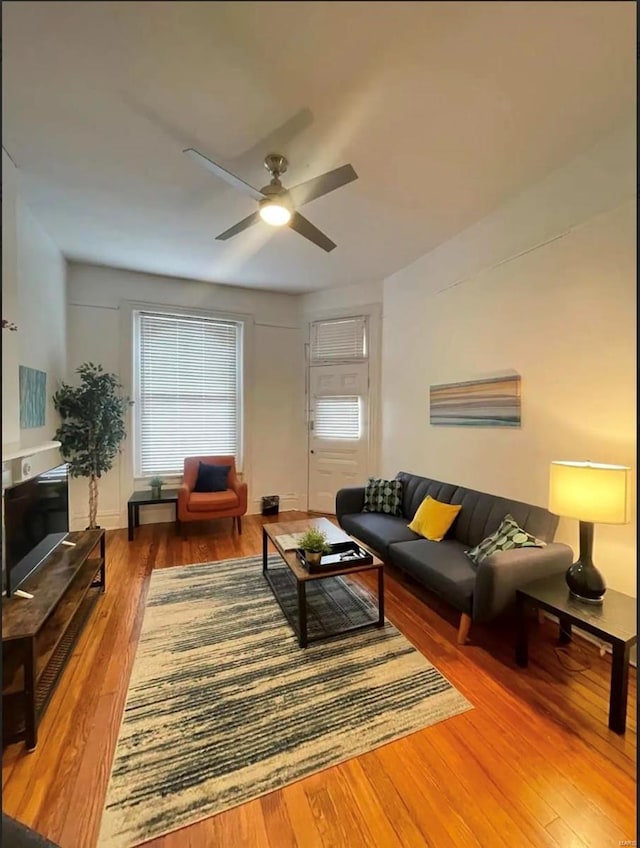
left=472, top=542, right=573, bottom=623
left=336, top=487, right=366, bottom=525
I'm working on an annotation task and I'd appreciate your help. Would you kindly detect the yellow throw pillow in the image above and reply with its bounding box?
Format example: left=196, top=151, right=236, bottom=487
left=408, top=496, right=462, bottom=541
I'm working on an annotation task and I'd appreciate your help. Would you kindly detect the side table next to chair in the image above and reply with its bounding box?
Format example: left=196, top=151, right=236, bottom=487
left=127, top=489, right=180, bottom=541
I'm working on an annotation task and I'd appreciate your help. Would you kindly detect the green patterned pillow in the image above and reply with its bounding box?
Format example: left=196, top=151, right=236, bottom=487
left=465, top=514, right=546, bottom=566
left=363, top=477, right=403, bottom=516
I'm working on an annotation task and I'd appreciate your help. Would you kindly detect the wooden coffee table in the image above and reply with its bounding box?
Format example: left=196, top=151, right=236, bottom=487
left=262, top=517, right=384, bottom=648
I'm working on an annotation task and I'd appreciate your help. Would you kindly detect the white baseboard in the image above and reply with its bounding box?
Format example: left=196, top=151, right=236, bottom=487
left=249, top=495, right=302, bottom=515
left=70, top=511, right=123, bottom=531
left=541, top=611, right=637, bottom=668
left=69, top=494, right=307, bottom=532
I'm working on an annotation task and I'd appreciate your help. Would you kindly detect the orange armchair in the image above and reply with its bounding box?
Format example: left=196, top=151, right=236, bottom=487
left=178, top=456, right=248, bottom=536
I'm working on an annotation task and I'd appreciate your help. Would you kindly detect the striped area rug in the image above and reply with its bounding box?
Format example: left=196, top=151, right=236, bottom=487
left=99, top=554, right=472, bottom=847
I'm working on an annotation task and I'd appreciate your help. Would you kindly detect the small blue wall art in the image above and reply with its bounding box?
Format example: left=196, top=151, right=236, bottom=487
left=19, top=365, right=47, bottom=428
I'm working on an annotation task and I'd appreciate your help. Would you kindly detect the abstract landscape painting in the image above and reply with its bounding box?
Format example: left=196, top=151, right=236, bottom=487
left=430, top=375, right=521, bottom=427
left=19, top=365, right=47, bottom=428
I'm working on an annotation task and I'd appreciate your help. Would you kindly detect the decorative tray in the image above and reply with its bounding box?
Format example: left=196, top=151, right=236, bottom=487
left=296, top=540, right=373, bottom=573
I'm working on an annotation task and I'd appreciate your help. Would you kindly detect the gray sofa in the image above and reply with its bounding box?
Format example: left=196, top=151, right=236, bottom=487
left=336, top=471, right=573, bottom=643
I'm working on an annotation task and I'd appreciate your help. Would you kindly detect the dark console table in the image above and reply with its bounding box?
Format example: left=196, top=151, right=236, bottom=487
left=127, top=489, right=180, bottom=541
left=515, top=573, right=637, bottom=734
left=2, top=529, right=106, bottom=751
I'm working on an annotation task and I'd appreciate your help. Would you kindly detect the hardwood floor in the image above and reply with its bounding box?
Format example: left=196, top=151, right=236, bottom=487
left=2, top=512, right=636, bottom=847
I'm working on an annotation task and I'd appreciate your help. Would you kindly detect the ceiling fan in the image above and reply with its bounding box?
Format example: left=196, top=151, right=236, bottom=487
left=183, top=148, right=358, bottom=252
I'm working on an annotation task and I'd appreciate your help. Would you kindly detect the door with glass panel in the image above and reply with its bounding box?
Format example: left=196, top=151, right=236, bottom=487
left=307, top=317, right=369, bottom=514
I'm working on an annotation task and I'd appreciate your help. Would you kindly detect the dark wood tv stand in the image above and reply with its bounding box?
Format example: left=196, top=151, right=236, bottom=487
left=2, top=529, right=106, bottom=751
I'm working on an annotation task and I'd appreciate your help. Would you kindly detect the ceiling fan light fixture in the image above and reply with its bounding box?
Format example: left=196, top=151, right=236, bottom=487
left=259, top=198, right=292, bottom=226
left=185, top=147, right=357, bottom=249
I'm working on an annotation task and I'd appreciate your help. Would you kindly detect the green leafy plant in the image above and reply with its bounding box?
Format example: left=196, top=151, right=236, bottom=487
left=53, top=363, right=132, bottom=529
left=150, top=476, right=164, bottom=488
left=298, top=527, right=332, bottom=554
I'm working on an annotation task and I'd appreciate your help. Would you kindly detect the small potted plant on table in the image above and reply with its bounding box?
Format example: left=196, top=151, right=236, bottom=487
left=298, top=527, right=332, bottom=568
left=150, top=476, right=164, bottom=499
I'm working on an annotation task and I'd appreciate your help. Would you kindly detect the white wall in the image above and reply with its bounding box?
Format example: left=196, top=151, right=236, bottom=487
left=301, top=279, right=384, bottom=315
left=2, top=150, right=21, bottom=450
left=2, top=149, right=67, bottom=478
left=16, top=200, right=68, bottom=453
left=381, top=121, right=637, bottom=596
left=66, top=263, right=307, bottom=528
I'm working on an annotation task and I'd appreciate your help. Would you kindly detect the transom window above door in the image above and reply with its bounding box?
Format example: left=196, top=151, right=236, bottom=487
left=310, top=317, right=367, bottom=363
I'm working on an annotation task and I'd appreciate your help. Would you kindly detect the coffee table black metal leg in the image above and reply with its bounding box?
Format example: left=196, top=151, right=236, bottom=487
left=298, top=581, right=308, bottom=648
left=609, top=640, right=631, bottom=734
left=377, top=567, right=385, bottom=626
left=515, top=592, right=529, bottom=667
left=262, top=527, right=268, bottom=574
left=127, top=502, right=135, bottom=542
left=135, top=505, right=140, bottom=527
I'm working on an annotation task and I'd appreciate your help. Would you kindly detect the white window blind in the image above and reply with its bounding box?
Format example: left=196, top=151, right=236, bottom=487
left=314, top=396, right=361, bottom=440
left=310, top=317, right=367, bottom=362
left=135, top=311, right=242, bottom=476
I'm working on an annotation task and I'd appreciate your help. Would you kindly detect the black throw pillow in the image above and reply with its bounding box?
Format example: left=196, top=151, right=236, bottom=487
left=193, top=462, right=231, bottom=493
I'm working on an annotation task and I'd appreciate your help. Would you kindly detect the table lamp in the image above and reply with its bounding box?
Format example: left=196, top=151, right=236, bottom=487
left=549, top=460, right=630, bottom=603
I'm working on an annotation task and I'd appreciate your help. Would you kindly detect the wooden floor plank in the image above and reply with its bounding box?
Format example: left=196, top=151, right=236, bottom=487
left=335, top=759, right=406, bottom=848
left=373, top=739, right=494, bottom=848
left=357, top=748, right=450, bottom=848
left=281, top=779, right=324, bottom=848
left=259, top=791, right=299, bottom=848
left=2, top=513, right=636, bottom=848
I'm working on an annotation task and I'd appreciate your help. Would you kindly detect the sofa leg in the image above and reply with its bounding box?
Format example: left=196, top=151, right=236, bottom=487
left=236, top=516, right=242, bottom=534
left=457, top=613, right=472, bottom=645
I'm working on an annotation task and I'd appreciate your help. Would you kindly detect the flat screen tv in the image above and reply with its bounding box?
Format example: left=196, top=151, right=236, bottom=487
left=3, top=463, right=69, bottom=596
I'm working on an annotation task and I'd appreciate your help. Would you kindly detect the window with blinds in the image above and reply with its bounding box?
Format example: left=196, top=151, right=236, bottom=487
left=135, top=311, right=242, bottom=476
left=310, top=317, right=367, bottom=362
left=314, top=396, right=361, bottom=440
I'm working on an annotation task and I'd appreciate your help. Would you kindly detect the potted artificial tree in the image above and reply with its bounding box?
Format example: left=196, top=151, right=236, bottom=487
left=53, top=363, right=132, bottom=529
left=298, top=527, right=332, bottom=568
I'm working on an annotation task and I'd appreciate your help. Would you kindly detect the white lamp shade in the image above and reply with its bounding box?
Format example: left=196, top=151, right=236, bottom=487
left=259, top=201, right=291, bottom=226
left=549, top=461, right=630, bottom=524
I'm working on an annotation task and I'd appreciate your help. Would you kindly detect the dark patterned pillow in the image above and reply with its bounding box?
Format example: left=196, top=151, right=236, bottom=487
left=194, top=462, right=230, bottom=493
left=465, top=514, right=546, bottom=567
left=363, top=477, right=403, bottom=516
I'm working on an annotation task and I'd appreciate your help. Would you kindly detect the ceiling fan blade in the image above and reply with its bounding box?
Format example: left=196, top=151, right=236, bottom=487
left=288, top=164, right=358, bottom=208
left=216, top=212, right=261, bottom=241
left=184, top=148, right=264, bottom=201
left=288, top=212, right=336, bottom=252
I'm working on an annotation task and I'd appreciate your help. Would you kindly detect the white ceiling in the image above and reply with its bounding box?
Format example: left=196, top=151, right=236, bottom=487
left=2, top=1, right=635, bottom=293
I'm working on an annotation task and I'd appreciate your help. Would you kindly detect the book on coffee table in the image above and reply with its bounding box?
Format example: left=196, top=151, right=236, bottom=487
left=274, top=532, right=306, bottom=551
